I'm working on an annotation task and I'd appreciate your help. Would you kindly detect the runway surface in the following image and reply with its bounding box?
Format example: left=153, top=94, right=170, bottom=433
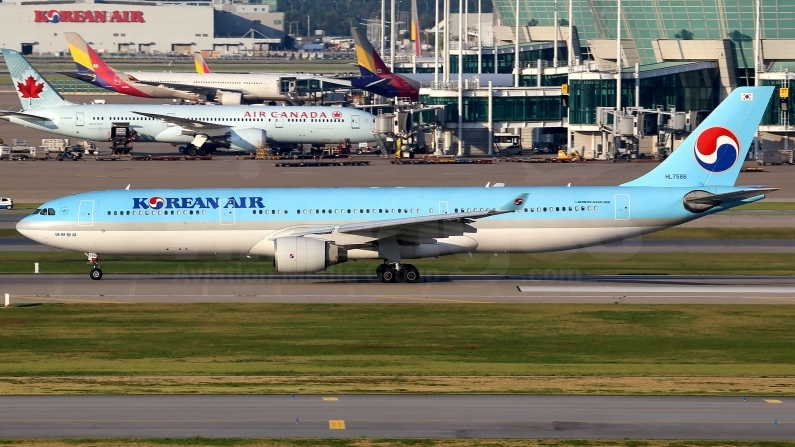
left=2, top=274, right=795, bottom=304
left=0, top=395, right=790, bottom=439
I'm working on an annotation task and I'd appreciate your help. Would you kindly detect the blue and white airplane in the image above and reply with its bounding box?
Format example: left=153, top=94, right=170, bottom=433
left=17, top=86, right=776, bottom=282
left=0, top=49, right=375, bottom=155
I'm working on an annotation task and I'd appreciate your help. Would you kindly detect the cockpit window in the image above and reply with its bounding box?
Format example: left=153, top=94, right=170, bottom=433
left=47, top=208, right=55, bottom=215
left=32, top=209, right=41, bottom=215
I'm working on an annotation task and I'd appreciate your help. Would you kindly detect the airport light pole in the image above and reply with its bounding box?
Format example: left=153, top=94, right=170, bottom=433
left=434, top=0, right=439, bottom=85
left=458, top=0, right=464, bottom=156
left=753, top=0, right=761, bottom=158
left=615, top=0, right=621, bottom=161
left=381, top=0, right=386, bottom=52
left=513, top=0, right=519, bottom=87
left=553, top=0, right=558, bottom=67
left=390, top=0, right=396, bottom=71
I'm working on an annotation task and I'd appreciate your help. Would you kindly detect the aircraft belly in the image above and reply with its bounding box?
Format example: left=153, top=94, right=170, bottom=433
left=469, top=226, right=665, bottom=253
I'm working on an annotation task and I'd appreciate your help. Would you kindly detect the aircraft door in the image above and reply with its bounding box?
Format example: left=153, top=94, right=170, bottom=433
left=438, top=201, right=449, bottom=214
left=276, top=117, right=284, bottom=128
left=220, top=205, right=235, bottom=225
left=78, top=200, right=94, bottom=226
left=76, top=112, right=84, bottom=126
left=614, top=194, right=630, bottom=220
left=351, top=115, right=360, bottom=129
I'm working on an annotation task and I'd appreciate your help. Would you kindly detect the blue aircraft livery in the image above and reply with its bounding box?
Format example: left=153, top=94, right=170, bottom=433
left=17, top=87, right=777, bottom=282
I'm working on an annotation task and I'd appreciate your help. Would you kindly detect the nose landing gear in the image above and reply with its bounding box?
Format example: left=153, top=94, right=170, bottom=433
left=376, top=262, right=420, bottom=283
left=86, top=252, right=103, bottom=280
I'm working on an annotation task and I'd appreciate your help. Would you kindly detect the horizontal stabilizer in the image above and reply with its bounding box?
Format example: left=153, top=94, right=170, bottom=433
left=685, top=188, right=778, bottom=206
left=0, top=110, right=50, bottom=121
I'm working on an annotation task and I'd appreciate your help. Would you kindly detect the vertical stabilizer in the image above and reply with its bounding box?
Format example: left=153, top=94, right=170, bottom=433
left=622, top=87, right=774, bottom=187
left=410, top=0, right=422, bottom=57
left=1, top=48, right=69, bottom=110
left=194, top=52, right=212, bottom=74
left=351, top=27, right=392, bottom=77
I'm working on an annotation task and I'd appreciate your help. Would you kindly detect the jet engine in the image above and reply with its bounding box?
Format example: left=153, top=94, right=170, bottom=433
left=227, top=128, right=267, bottom=152
left=273, top=237, right=347, bottom=273
left=216, top=91, right=242, bottom=105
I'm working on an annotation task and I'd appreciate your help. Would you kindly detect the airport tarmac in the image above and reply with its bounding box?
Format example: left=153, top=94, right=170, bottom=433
left=2, top=274, right=795, bottom=304
left=0, top=395, right=790, bottom=439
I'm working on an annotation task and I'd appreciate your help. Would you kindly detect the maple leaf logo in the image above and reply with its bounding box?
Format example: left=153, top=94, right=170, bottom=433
left=17, top=76, right=44, bottom=99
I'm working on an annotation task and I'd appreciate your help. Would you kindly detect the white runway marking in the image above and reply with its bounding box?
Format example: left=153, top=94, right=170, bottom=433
left=518, top=285, right=795, bottom=294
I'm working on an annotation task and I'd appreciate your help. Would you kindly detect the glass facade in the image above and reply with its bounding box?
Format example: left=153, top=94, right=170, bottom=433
left=569, top=68, right=721, bottom=124
left=419, top=95, right=565, bottom=122
left=491, top=0, right=795, bottom=68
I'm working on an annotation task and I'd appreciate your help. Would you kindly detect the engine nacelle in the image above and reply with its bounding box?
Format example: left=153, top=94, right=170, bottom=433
left=227, top=127, right=267, bottom=152
left=217, top=91, right=242, bottom=105
left=274, top=237, right=347, bottom=273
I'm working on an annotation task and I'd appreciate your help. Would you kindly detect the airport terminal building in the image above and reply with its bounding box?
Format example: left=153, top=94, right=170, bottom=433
left=418, top=0, right=795, bottom=157
left=0, top=0, right=285, bottom=55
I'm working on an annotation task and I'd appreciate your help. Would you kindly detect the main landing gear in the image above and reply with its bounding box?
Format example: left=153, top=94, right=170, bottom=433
left=376, top=262, right=420, bottom=283
left=86, top=252, right=103, bottom=280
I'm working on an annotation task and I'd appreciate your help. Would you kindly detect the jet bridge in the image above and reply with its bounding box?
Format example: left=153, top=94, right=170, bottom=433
left=372, top=100, right=446, bottom=156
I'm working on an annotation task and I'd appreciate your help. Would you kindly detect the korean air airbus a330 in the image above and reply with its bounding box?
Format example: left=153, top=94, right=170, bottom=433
left=17, top=87, right=776, bottom=282
left=0, top=49, right=374, bottom=155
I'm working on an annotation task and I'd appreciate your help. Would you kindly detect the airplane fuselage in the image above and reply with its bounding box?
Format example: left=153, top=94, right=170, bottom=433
left=6, top=104, right=376, bottom=146
left=18, top=185, right=751, bottom=258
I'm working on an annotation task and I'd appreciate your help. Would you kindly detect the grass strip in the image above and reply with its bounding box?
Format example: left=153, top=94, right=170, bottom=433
left=0, top=437, right=795, bottom=447
left=1, top=304, right=794, bottom=379
left=2, top=252, right=795, bottom=275
left=734, top=202, right=795, bottom=211
left=644, top=227, right=795, bottom=239
left=0, top=440, right=793, bottom=447
left=1, top=375, right=794, bottom=397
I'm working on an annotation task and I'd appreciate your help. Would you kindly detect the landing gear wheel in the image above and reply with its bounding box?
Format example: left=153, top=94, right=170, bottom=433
left=381, top=267, right=396, bottom=283
left=404, top=265, right=420, bottom=283
left=376, top=264, right=386, bottom=282
left=90, top=267, right=103, bottom=280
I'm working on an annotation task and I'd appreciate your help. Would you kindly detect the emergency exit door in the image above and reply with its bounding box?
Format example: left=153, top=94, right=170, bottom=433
left=351, top=115, right=360, bottom=129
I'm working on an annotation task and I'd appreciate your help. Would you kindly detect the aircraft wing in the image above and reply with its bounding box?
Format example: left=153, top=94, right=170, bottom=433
left=132, top=111, right=229, bottom=130
left=131, top=80, right=247, bottom=97
left=288, top=193, right=529, bottom=244
left=314, top=76, right=353, bottom=87
left=0, top=110, right=51, bottom=121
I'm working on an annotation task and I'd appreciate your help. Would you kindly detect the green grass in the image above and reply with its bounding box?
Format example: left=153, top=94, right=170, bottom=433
left=645, top=227, right=795, bottom=239
left=2, top=251, right=795, bottom=275
left=0, top=229, right=21, bottom=237
left=734, top=202, right=795, bottom=211
left=0, top=440, right=792, bottom=447
left=1, top=303, right=795, bottom=378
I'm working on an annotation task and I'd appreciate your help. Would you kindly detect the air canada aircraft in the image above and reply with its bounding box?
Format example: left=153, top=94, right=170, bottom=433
left=60, top=32, right=351, bottom=104
left=0, top=49, right=374, bottom=155
left=16, top=87, right=777, bottom=282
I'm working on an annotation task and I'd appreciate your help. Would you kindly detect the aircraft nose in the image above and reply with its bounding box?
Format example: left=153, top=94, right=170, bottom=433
left=16, top=214, right=38, bottom=239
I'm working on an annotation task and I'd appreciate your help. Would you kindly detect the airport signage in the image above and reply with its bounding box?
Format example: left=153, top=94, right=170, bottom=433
left=34, top=10, right=145, bottom=23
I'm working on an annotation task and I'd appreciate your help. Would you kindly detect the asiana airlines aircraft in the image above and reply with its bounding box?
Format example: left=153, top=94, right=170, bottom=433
left=16, top=87, right=776, bottom=282
left=0, top=49, right=374, bottom=155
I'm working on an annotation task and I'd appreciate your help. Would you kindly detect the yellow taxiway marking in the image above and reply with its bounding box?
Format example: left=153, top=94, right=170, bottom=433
left=329, top=420, right=346, bottom=429
left=765, top=399, right=783, bottom=404
left=323, top=397, right=339, bottom=401
left=11, top=296, right=127, bottom=304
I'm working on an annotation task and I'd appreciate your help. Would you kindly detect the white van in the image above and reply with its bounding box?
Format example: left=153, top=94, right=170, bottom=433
left=0, top=197, right=13, bottom=210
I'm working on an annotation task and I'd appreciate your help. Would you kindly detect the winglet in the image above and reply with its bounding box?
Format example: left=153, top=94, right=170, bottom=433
left=496, top=193, right=529, bottom=213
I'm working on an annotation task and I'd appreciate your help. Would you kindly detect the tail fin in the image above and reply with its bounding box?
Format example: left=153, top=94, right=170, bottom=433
left=622, top=86, right=774, bottom=187
left=351, top=27, right=392, bottom=78
left=194, top=52, right=211, bottom=74
left=1, top=48, right=69, bottom=109
left=63, top=32, right=129, bottom=89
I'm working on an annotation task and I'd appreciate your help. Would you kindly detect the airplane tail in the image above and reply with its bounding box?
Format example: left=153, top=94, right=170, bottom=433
left=351, top=27, right=392, bottom=78
left=1, top=48, right=70, bottom=110
left=64, top=32, right=128, bottom=89
left=622, top=86, right=774, bottom=187
left=194, top=52, right=211, bottom=74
